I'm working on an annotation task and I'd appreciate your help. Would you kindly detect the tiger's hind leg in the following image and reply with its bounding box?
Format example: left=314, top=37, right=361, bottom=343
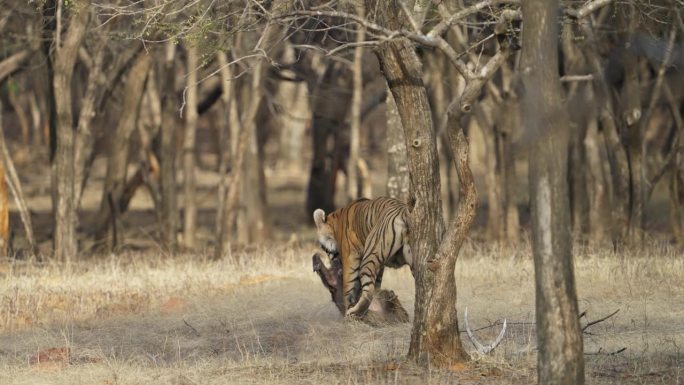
left=346, top=215, right=407, bottom=317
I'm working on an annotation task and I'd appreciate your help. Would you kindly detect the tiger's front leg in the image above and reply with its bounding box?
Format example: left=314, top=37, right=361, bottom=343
left=346, top=250, right=384, bottom=317
left=341, top=251, right=362, bottom=310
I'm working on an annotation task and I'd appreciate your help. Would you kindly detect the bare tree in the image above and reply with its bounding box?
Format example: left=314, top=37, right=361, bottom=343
left=95, top=54, right=151, bottom=250
left=182, top=45, right=199, bottom=248
left=51, top=0, right=91, bottom=263
left=159, top=41, right=179, bottom=252
left=0, top=102, right=38, bottom=257
left=0, top=109, right=8, bottom=255
left=347, top=0, right=365, bottom=201
left=522, top=0, right=584, bottom=383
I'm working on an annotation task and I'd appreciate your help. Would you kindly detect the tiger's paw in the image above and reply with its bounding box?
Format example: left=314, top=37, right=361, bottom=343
left=345, top=296, right=371, bottom=318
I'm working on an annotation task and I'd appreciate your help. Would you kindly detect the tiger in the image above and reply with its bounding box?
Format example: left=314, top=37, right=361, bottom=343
left=312, top=197, right=412, bottom=317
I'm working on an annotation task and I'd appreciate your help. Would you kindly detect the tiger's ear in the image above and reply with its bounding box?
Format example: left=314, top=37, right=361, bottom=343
left=313, top=209, right=326, bottom=227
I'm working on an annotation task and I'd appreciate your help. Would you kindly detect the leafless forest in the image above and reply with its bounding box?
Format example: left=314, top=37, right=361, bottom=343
left=0, top=0, right=683, bottom=384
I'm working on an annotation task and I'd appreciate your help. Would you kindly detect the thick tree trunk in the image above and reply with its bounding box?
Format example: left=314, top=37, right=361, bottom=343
left=521, top=1, right=584, bottom=384
left=182, top=45, right=199, bottom=248
left=375, top=35, right=466, bottom=366
left=159, top=42, right=179, bottom=252
left=95, top=54, right=151, bottom=249
left=51, top=0, right=90, bottom=263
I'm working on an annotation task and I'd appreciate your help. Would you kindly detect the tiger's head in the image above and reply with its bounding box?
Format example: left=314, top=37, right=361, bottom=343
left=313, top=209, right=339, bottom=258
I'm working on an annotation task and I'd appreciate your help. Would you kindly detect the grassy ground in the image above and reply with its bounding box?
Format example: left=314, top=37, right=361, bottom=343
left=1, top=241, right=682, bottom=385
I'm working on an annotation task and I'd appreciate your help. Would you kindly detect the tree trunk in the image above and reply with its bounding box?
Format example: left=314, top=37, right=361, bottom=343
left=51, top=0, right=91, bottom=263
left=497, top=93, right=521, bottom=244
left=0, top=151, right=8, bottom=256
left=159, top=42, right=179, bottom=252
left=8, top=87, right=30, bottom=148
left=346, top=1, right=365, bottom=201
left=306, top=61, right=352, bottom=215
left=182, top=45, right=199, bottom=248
left=474, top=100, right=503, bottom=241
left=618, top=5, right=643, bottom=239
left=215, top=51, right=236, bottom=258
left=580, top=23, right=631, bottom=246
left=95, top=54, right=151, bottom=249
left=386, top=91, right=409, bottom=202
left=0, top=102, right=38, bottom=257
left=521, top=1, right=584, bottom=384
left=375, top=34, right=468, bottom=366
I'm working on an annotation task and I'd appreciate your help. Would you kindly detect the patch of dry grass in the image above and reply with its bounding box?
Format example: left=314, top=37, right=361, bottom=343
left=1, top=242, right=683, bottom=384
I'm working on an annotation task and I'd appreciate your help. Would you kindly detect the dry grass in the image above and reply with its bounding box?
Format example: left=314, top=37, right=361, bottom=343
left=1, top=241, right=683, bottom=384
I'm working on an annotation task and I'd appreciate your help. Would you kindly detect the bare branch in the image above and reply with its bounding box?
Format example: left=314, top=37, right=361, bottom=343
left=464, top=307, right=507, bottom=355
left=566, top=0, right=614, bottom=19
left=581, top=309, right=620, bottom=332
left=560, top=74, right=594, bottom=82
left=585, top=347, right=626, bottom=356
left=427, top=0, right=520, bottom=39
left=0, top=50, right=31, bottom=83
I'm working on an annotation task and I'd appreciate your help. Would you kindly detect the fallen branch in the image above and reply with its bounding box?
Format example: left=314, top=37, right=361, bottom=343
left=585, top=347, right=626, bottom=356
left=582, top=309, right=620, bottom=332
left=183, top=318, right=200, bottom=337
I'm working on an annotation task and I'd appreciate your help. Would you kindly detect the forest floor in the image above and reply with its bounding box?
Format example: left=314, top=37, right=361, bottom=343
left=1, top=154, right=683, bottom=384
left=1, top=243, right=683, bottom=384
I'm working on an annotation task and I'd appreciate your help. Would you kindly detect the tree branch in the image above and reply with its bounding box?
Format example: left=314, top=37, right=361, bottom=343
left=427, top=0, right=520, bottom=39
left=566, top=0, right=614, bottom=19
left=0, top=50, right=31, bottom=83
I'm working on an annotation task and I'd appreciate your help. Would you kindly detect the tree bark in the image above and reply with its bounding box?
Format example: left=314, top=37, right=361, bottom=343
left=159, top=41, right=179, bottom=252
left=375, top=35, right=464, bottom=366
left=521, top=1, right=584, bottom=383
left=182, top=45, right=199, bottom=248
left=51, top=0, right=91, bottom=263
